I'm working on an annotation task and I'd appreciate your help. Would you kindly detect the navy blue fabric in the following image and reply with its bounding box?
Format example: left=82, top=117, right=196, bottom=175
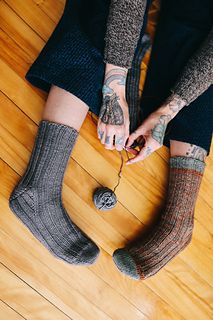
left=25, top=0, right=213, bottom=154
left=26, top=0, right=111, bottom=111
left=26, top=0, right=151, bottom=113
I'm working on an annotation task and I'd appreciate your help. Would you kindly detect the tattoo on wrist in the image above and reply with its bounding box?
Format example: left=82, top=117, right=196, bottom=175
left=185, top=144, right=207, bottom=161
left=102, top=68, right=127, bottom=95
left=99, top=68, right=126, bottom=126
left=151, top=114, right=171, bottom=145
left=165, top=94, right=186, bottom=115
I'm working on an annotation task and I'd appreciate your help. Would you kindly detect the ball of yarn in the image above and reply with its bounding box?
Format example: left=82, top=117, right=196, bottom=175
left=93, top=187, right=117, bottom=211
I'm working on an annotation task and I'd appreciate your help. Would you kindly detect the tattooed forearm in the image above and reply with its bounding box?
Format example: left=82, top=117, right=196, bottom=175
left=150, top=94, right=185, bottom=145
left=165, top=93, right=186, bottom=115
left=102, top=75, right=126, bottom=95
left=185, top=144, right=207, bottom=161
left=102, top=68, right=127, bottom=95
left=99, top=68, right=127, bottom=126
left=151, top=114, right=171, bottom=145
left=151, top=94, right=186, bottom=145
left=105, top=68, right=127, bottom=78
left=99, top=92, right=124, bottom=125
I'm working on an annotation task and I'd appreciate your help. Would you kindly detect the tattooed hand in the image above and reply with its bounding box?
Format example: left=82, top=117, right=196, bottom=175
left=125, top=93, right=186, bottom=164
left=97, top=64, right=130, bottom=151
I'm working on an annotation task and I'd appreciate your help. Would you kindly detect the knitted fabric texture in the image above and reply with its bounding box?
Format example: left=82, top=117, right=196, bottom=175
left=103, top=0, right=147, bottom=69
left=171, top=27, right=213, bottom=105
left=126, top=33, right=151, bottom=134
left=9, top=120, right=100, bottom=265
left=25, top=0, right=213, bottom=154
left=104, top=0, right=212, bottom=104
left=113, top=156, right=205, bottom=280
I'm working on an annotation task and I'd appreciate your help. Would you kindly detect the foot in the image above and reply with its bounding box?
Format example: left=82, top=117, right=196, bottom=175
left=9, top=121, right=100, bottom=265
left=9, top=185, right=100, bottom=265
left=113, top=156, right=205, bottom=279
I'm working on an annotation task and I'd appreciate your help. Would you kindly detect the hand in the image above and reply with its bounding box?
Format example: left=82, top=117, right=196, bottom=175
left=97, top=64, right=130, bottom=151
left=125, top=94, right=186, bottom=164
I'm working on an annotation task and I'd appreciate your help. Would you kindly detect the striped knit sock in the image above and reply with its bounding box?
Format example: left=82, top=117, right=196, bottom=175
left=9, top=120, right=100, bottom=265
left=113, top=156, right=205, bottom=279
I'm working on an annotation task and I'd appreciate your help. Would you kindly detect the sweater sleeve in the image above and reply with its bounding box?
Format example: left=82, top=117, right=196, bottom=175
left=170, top=27, right=213, bottom=106
left=103, top=0, right=147, bottom=69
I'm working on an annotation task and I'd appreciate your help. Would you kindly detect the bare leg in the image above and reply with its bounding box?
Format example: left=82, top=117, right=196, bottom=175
left=170, top=139, right=207, bottom=161
left=42, top=85, right=89, bottom=131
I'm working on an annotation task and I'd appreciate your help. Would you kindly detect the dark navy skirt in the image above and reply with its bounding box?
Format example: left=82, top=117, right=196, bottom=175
left=26, top=0, right=213, bottom=155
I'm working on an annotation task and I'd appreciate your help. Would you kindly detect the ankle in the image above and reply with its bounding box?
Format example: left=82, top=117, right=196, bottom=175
left=170, top=141, right=207, bottom=162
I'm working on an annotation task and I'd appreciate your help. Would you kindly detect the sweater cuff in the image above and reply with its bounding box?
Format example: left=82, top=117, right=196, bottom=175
left=103, top=0, right=147, bottom=69
left=170, top=27, right=213, bottom=106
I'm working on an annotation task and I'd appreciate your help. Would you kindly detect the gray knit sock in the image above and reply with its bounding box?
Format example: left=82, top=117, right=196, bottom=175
left=9, top=120, right=100, bottom=265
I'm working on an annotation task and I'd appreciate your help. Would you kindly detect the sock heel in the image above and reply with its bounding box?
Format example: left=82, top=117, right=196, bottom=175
left=9, top=191, right=72, bottom=261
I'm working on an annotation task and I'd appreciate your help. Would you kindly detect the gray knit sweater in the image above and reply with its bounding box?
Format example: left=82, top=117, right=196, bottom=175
left=103, top=0, right=213, bottom=105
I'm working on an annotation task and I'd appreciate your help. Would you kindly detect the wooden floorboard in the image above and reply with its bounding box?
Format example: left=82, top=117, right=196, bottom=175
left=0, top=300, right=26, bottom=320
left=0, top=0, right=212, bottom=319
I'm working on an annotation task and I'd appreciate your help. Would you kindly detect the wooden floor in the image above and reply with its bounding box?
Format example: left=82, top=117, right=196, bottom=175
left=0, top=1, right=213, bottom=319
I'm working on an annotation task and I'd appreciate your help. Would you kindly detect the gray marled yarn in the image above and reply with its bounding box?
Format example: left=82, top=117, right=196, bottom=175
left=171, top=27, right=213, bottom=105
left=93, top=187, right=117, bottom=210
left=104, top=0, right=212, bottom=105
left=9, top=120, right=100, bottom=265
left=103, top=0, right=147, bottom=69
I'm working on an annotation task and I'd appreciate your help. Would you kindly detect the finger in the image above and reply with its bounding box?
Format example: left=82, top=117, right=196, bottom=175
left=100, top=128, right=106, bottom=144
left=104, top=131, right=114, bottom=150
left=123, top=127, right=130, bottom=148
left=126, top=143, right=154, bottom=165
left=125, top=130, right=142, bottom=148
left=97, top=118, right=102, bottom=136
left=125, top=148, right=139, bottom=156
left=115, top=133, right=125, bottom=151
left=126, top=124, right=146, bottom=148
left=97, top=126, right=104, bottom=141
left=115, top=136, right=124, bottom=151
left=135, top=135, right=146, bottom=147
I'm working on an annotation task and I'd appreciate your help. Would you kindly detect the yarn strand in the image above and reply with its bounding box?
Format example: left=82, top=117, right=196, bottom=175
left=90, top=111, right=129, bottom=191
left=90, top=111, right=129, bottom=210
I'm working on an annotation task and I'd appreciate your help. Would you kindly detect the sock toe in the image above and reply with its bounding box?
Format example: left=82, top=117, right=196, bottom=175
left=86, top=243, right=100, bottom=265
left=113, top=249, right=140, bottom=280
left=77, top=241, right=100, bottom=265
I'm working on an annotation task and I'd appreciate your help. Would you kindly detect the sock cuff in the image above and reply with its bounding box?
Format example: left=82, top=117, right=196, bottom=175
left=169, top=156, right=206, bottom=173
left=37, top=120, right=79, bottom=149
left=40, top=120, right=79, bottom=135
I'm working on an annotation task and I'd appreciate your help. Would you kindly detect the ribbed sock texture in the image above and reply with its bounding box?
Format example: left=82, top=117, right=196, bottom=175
left=9, top=120, right=99, bottom=265
left=113, top=156, right=205, bottom=279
